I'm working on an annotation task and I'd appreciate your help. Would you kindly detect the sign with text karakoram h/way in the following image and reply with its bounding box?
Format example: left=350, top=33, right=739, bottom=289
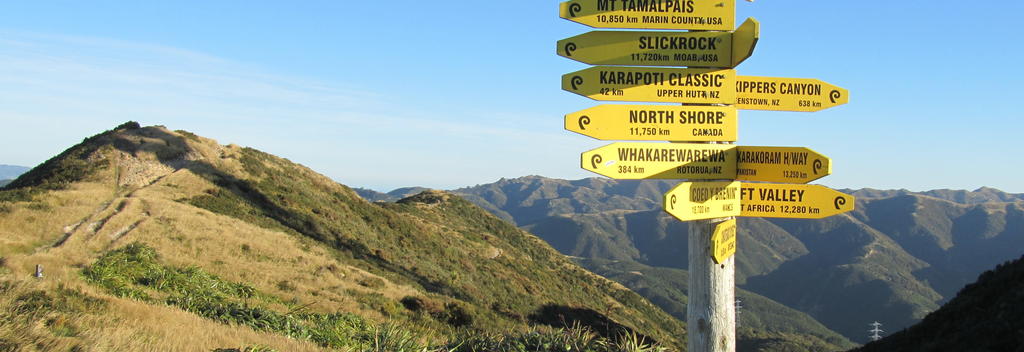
left=735, top=146, right=831, bottom=184
left=559, top=0, right=736, bottom=31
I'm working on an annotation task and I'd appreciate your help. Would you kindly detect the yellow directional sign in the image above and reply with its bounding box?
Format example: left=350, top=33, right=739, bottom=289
left=664, top=181, right=741, bottom=222
left=558, top=0, right=735, bottom=31
left=566, top=105, right=738, bottom=142
left=582, top=142, right=736, bottom=179
left=736, top=146, right=831, bottom=184
left=563, top=66, right=735, bottom=104
left=710, top=219, right=737, bottom=264
left=735, top=76, right=849, bottom=112
left=739, top=183, right=855, bottom=219
left=558, top=18, right=758, bottom=68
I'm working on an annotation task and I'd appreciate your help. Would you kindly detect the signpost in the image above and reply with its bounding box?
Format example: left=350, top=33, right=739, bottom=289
left=739, top=183, right=855, bottom=219
left=562, top=66, right=736, bottom=104
left=664, top=181, right=741, bottom=221
left=735, top=76, right=849, bottom=112
left=558, top=0, right=736, bottom=31
left=710, top=219, right=738, bottom=264
left=557, top=3, right=850, bottom=351
left=565, top=104, right=738, bottom=142
left=736, top=146, right=831, bottom=184
left=581, top=142, right=736, bottom=179
left=558, top=18, right=759, bottom=67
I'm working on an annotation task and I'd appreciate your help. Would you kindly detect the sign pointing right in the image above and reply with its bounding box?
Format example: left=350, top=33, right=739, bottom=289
left=735, top=76, right=849, bottom=112
left=739, top=183, right=855, bottom=219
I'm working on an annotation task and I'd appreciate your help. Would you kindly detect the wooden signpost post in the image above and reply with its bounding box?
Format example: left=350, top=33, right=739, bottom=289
left=558, top=1, right=852, bottom=350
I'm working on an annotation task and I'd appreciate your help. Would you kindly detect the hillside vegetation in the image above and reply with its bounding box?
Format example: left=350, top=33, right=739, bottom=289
left=853, top=255, right=1024, bottom=351
left=0, top=123, right=684, bottom=351
left=454, top=176, right=1024, bottom=344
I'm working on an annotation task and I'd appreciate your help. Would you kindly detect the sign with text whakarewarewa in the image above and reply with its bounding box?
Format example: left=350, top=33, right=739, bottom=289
left=559, top=0, right=736, bottom=31
left=735, top=146, right=831, bottom=184
left=735, top=76, right=849, bottom=112
left=566, top=105, right=738, bottom=142
left=558, top=18, right=758, bottom=68
left=710, top=218, right=738, bottom=264
left=739, top=183, right=855, bottom=219
left=582, top=142, right=736, bottom=179
left=664, top=181, right=741, bottom=222
left=564, top=66, right=735, bottom=104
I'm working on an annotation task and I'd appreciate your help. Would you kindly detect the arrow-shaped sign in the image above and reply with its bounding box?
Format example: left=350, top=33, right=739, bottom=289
left=736, top=146, right=831, bottom=184
left=735, top=76, right=849, bottom=112
left=710, top=219, right=738, bottom=264
left=559, top=0, right=736, bottom=31
left=565, top=105, right=738, bottom=142
left=664, top=181, right=741, bottom=221
left=582, top=142, right=736, bottom=179
left=739, top=183, right=855, bottom=219
left=558, top=18, right=759, bottom=68
left=563, top=66, right=735, bottom=104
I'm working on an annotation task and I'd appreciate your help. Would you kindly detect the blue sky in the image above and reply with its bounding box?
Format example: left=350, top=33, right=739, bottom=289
left=1, top=1, right=1022, bottom=193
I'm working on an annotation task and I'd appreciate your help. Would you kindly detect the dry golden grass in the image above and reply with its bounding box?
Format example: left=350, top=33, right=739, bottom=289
left=0, top=137, right=426, bottom=350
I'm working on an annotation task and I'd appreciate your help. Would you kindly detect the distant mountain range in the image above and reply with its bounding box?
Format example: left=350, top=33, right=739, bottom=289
left=432, top=176, right=1024, bottom=345
left=0, top=164, right=29, bottom=186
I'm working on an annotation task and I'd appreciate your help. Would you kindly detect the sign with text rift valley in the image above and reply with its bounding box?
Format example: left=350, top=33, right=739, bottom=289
left=582, top=142, right=736, bottom=179
left=735, top=76, right=849, bottom=112
left=736, top=146, right=831, bottom=184
left=710, top=219, right=737, bottom=264
left=739, top=183, right=855, bottom=219
left=559, top=0, right=736, bottom=31
left=566, top=105, right=738, bottom=142
left=564, top=66, right=735, bottom=104
left=664, top=181, right=741, bottom=222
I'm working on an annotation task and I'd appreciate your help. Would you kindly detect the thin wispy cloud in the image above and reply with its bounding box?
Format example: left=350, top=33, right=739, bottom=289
left=0, top=31, right=583, bottom=190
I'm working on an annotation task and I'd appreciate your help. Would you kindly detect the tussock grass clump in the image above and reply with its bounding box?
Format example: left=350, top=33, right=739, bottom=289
left=82, top=243, right=443, bottom=351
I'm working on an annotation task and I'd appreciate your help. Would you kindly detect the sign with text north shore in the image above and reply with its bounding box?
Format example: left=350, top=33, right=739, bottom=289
left=735, top=76, right=849, bottom=112
left=739, top=183, right=855, bottom=219
left=735, top=146, right=831, bottom=184
left=558, top=18, right=758, bottom=68
left=559, top=0, right=736, bottom=31
left=710, top=219, right=737, bottom=264
left=664, top=181, right=741, bottom=221
left=565, top=104, right=738, bottom=142
left=582, top=142, right=736, bottom=179
left=563, top=66, right=736, bottom=104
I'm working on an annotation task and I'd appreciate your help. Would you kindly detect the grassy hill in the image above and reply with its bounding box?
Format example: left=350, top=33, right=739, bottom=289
left=452, top=176, right=1024, bottom=344
left=853, top=255, right=1024, bottom=351
left=0, top=123, right=685, bottom=351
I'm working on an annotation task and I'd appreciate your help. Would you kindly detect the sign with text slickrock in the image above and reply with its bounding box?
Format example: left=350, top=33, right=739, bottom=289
left=739, top=183, right=855, bottom=219
left=736, top=146, right=831, bottom=184
left=559, top=0, right=736, bottom=31
left=735, top=76, right=849, bottom=112
left=710, top=219, right=737, bottom=264
left=558, top=18, right=758, bottom=68
left=582, top=142, right=736, bottom=179
left=564, top=66, right=735, bottom=104
left=566, top=105, right=738, bottom=142
left=664, top=181, right=741, bottom=221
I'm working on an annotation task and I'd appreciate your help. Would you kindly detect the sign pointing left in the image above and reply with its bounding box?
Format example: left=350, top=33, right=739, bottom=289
left=558, top=18, right=759, bottom=68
